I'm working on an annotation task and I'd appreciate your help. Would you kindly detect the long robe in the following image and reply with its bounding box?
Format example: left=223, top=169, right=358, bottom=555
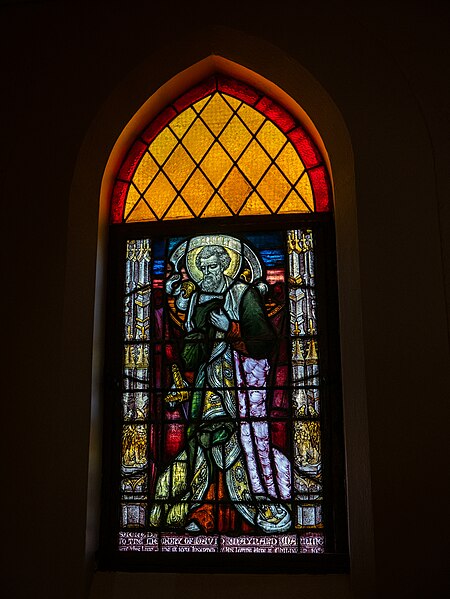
left=149, top=279, right=292, bottom=533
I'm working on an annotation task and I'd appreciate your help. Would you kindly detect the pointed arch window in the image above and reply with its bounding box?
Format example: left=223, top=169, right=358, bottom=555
left=102, top=74, right=347, bottom=571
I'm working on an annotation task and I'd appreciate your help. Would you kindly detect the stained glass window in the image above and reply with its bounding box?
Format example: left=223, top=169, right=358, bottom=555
left=103, top=75, right=346, bottom=569
left=111, top=75, right=330, bottom=224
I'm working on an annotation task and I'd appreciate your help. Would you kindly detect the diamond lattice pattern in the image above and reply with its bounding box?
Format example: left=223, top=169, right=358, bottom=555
left=125, top=92, right=314, bottom=221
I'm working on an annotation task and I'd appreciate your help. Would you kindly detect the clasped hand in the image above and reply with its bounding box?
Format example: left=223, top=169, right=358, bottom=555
left=209, top=309, right=230, bottom=332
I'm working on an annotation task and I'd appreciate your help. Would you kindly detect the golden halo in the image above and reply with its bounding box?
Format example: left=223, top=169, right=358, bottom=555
left=185, top=235, right=242, bottom=284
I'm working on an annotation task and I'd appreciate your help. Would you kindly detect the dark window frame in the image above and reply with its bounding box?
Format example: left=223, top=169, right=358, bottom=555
left=98, top=212, right=348, bottom=574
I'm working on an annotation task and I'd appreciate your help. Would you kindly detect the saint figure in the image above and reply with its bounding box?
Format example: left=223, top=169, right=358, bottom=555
left=149, top=237, right=292, bottom=533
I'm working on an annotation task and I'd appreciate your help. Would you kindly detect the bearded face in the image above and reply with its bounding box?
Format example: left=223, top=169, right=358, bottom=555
left=199, top=254, right=225, bottom=292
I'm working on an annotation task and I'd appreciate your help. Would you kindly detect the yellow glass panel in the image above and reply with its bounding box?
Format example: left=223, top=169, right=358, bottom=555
left=218, top=167, right=252, bottom=214
left=257, top=120, right=286, bottom=158
left=144, top=172, right=176, bottom=218
left=296, top=171, right=314, bottom=210
left=122, top=424, right=148, bottom=468
left=127, top=198, right=157, bottom=222
left=182, top=119, right=214, bottom=163
left=237, top=103, right=264, bottom=133
left=218, top=115, right=252, bottom=160
left=275, top=143, right=305, bottom=184
left=200, top=93, right=233, bottom=136
left=180, top=169, right=214, bottom=216
left=200, top=194, right=233, bottom=218
left=162, top=145, right=195, bottom=190
left=148, top=128, right=177, bottom=166
left=278, top=189, right=311, bottom=214
left=294, top=420, right=321, bottom=467
left=128, top=91, right=318, bottom=223
left=169, top=108, right=196, bottom=140
left=200, top=142, right=232, bottom=187
left=132, top=152, right=159, bottom=194
left=124, top=184, right=142, bottom=220
left=239, top=192, right=271, bottom=216
left=237, top=139, right=271, bottom=185
left=222, top=94, right=241, bottom=111
left=192, top=96, right=211, bottom=113
left=257, top=165, right=291, bottom=212
left=164, top=197, right=194, bottom=220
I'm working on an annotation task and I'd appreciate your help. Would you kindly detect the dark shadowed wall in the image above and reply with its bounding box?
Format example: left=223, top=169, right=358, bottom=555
left=4, top=1, right=450, bottom=598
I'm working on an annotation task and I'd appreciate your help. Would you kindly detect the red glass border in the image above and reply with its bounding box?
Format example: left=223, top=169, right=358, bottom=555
left=217, top=75, right=260, bottom=106
left=111, top=181, right=129, bottom=223
left=288, top=127, right=322, bottom=169
left=309, top=166, right=331, bottom=212
left=118, top=141, right=148, bottom=182
left=173, top=76, right=217, bottom=113
left=141, top=107, right=178, bottom=145
left=255, top=96, right=296, bottom=133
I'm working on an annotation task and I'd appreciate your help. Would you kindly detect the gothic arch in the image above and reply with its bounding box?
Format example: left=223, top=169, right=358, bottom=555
left=65, top=31, right=373, bottom=596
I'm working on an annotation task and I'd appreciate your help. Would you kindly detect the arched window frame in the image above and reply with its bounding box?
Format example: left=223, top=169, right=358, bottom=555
left=99, top=72, right=348, bottom=573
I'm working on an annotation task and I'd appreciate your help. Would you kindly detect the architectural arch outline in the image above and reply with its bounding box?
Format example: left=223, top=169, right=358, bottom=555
left=62, top=31, right=371, bottom=596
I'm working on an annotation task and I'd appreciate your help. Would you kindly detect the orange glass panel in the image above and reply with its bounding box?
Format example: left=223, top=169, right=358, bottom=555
left=239, top=192, right=271, bottom=216
left=237, top=139, right=271, bottom=185
left=180, top=169, right=214, bottom=216
left=133, top=152, right=159, bottom=194
left=126, top=198, right=157, bottom=222
left=163, top=145, right=196, bottom=190
left=222, top=94, right=241, bottom=111
left=164, top=197, right=194, bottom=220
left=199, top=143, right=232, bottom=187
left=124, top=184, right=142, bottom=220
left=111, top=74, right=331, bottom=222
left=144, top=172, right=176, bottom=219
left=148, top=128, right=177, bottom=166
left=218, top=115, right=252, bottom=160
left=278, top=189, right=311, bottom=214
left=200, top=194, right=233, bottom=218
left=117, top=78, right=331, bottom=223
left=200, top=94, right=233, bottom=136
left=256, top=121, right=285, bottom=158
left=257, top=165, right=291, bottom=212
left=192, top=95, right=211, bottom=114
left=169, top=108, right=196, bottom=140
left=296, top=171, right=314, bottom=210
left=218, top=167, right=252, bottom=214
left=237, top=103, right=264, bottom=133
left=275, top=144, right=305, bottom=184
left=182, top=119, right=214, bottom=163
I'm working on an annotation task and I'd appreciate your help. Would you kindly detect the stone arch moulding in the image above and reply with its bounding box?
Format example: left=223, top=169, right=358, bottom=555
left=64, top=31, right=374, bottom=596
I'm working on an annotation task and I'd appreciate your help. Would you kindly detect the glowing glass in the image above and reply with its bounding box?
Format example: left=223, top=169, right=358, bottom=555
left=110, top=76, right=331, bottom=223
left=118, top=230, right=324, bottom=553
